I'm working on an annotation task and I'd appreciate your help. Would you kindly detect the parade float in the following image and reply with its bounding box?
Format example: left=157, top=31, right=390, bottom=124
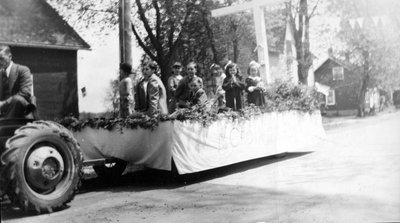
left=62, top=81, right=326, bottom=175
left=70, top=109, right=325, bottom=175
left=0, top=81, right=325, bottom=213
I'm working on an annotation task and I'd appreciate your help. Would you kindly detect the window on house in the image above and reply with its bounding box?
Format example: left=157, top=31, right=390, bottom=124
left=332, top=66, right=344, bottom=80
left=326, top=89, right=336, bottom=105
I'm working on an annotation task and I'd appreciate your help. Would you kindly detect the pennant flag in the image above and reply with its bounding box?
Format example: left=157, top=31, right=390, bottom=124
left=81, top=87, right=87, bottom=97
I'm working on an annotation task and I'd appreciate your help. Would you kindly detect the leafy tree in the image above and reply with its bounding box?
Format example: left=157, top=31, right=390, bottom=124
left=329, top=0, right=400, bottom=116
left=210, top=8, right=256, bottom=69
left=48, top=0, right=288, bottom=80
left=132, top=0, right=225, bottom=83
left=47, top=0, right=118, bottom=39
left=132, top=0, right=276, bottom=81
left=48, top=0, right=218, bottom=85
left=209, top=1, right=287, bottom=76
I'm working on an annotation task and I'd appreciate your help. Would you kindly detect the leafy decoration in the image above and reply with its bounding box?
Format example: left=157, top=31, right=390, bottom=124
left=263, top=81, right=322, bottom=113
left=58, top=82, right=321, bottom=131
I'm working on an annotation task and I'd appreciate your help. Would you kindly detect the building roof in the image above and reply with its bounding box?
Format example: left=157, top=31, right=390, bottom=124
left=314, top=55, right=357, bottom=74
left=0, top=0, right=90, bottom=50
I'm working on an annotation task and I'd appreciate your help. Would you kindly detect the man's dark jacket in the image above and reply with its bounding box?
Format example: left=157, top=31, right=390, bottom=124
left=135, top=74, right=168, bottom=115
left=0, top=63, right=32, bottom=106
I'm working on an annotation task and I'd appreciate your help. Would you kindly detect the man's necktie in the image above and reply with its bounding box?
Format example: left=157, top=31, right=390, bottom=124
left=1, top=69, right=10, bottom=100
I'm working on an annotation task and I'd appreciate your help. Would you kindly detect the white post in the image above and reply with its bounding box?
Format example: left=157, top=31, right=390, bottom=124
left=252, top=6, right=271, bottom=84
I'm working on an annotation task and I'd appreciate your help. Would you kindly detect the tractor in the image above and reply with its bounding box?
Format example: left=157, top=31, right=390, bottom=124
left=0, top=111, right=83, bottom=214
left=0, top=111, right=128, bottom=214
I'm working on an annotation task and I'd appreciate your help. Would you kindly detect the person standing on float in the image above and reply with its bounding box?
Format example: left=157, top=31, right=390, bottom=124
left=222, top=62, right=245, bottom=111
left=245, top=61, right=265, bottom=106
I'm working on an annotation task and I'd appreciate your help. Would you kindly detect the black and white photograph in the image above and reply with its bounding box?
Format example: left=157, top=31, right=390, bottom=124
left=1, top=0, right=399, bottom=222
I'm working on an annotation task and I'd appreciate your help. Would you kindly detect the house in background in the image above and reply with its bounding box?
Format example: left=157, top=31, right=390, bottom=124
left=0, top=0, right=90, bottom=120
left=314, top=55, right=362, bottom=116
left=393, top=90, right=400, bottom=108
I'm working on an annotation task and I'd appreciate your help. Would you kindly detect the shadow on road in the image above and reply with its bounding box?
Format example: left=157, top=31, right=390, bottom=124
left=174, top=152, right=312, bottom=185
left=78, top=151, right=312, bottom=193
left=1, top=152, right=311, bottom=218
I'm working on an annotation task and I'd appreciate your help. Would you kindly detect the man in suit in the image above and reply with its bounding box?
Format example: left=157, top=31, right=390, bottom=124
left=0, top=45, right=33, bottom=118
left=135, top=61, right=168, bottom=116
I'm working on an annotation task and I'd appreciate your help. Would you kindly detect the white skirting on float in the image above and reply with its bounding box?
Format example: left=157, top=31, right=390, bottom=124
left=73, top=111, right=326, bottom=174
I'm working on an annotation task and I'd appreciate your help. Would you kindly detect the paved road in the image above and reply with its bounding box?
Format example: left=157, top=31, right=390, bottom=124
left=2, top=112, right=400, bottom=222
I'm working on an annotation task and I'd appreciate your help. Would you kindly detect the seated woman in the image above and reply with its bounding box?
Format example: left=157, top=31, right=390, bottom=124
left=135, top=61, right=168, bottom=116
left=245, top=61, right=265, bottom=106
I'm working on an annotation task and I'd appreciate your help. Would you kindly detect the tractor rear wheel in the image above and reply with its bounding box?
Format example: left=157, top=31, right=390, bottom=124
left=1, top=121, right=83, bottom=214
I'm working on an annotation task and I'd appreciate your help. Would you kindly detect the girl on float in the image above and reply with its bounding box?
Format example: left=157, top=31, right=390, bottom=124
left=245, top=61, right=265, bottom=106
left=222, top=61, right=245, bottom=111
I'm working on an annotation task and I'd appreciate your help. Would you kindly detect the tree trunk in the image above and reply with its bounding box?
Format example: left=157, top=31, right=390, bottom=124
left=159, top=62, right=170, bottom=89
left=292, top=0, right=312, bottom=85
left=233, top=37, right=239, bottom=63
left=358, top=56, right=370, bottom=117
left=201, top=1, right=219, bottom=64
left=298, top=65, right=306, bottom=83
left=230, top=20, right=239, bottom=63
left=297, top=0, right=311, bottom=85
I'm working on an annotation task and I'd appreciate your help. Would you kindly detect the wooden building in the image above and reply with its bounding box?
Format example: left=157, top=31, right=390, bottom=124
left=314, top=56, right=362, bottom=116
left=0, top=0, right=90, bottom=120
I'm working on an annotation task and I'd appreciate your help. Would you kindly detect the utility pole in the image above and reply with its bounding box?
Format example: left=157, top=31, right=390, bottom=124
left=119, top=0, right=132, bottom=118
left=119, top=0, right=132, bottom=72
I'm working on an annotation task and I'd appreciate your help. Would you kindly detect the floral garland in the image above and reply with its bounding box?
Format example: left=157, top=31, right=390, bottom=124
left=262, top=81, right=321, bottom=113
left=58, top=82, right=322, bottom=132
left=58, top=113, right=167, bottom=132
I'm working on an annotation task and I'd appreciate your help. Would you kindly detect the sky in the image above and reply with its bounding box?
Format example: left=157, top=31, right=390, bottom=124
left=77, top=34, right=142, bottom=113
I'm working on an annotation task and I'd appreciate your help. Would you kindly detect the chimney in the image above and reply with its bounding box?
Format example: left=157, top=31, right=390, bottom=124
left=328, top=47, right=333, bottom=57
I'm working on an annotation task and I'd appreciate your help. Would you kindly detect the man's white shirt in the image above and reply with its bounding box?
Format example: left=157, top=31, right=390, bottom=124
left=5, top=61, right=13, bottom=78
